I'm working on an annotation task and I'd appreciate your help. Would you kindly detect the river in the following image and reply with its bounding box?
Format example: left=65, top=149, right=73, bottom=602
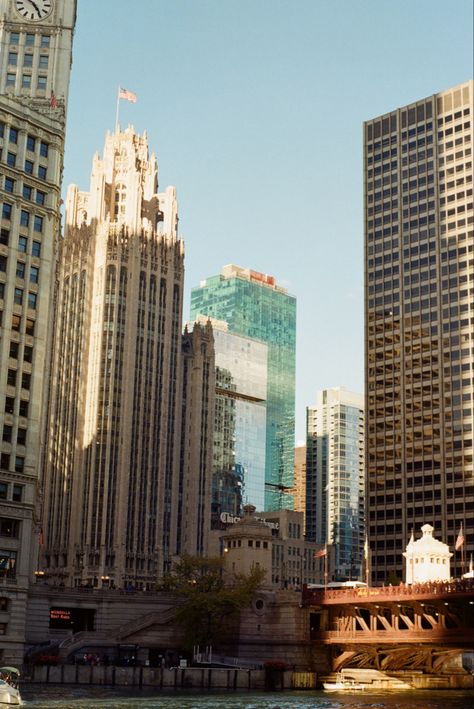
left=19, top=686, right=474, bottom=708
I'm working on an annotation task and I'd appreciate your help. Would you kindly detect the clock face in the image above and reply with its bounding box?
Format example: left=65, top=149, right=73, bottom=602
left=15, top=0, right=53, bottom=21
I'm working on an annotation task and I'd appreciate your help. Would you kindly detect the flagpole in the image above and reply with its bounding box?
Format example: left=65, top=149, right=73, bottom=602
left=364, top=535, right=369, bottom=587
left=115, top=86, right=120, bottom=132
left=461, top=522, right=465, bottom=577
left=453, top=527, right=457, bottom=580
left=324, top=544, right=328, bottom=590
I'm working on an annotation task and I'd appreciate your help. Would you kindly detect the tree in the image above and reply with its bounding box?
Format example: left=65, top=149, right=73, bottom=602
left=159, top=555, right=265, bottom=651
left=386, top=570, right=401, bottom=586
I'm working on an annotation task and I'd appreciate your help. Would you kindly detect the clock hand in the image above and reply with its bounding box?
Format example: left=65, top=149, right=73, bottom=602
left=30, top=0, right=41, bottom=13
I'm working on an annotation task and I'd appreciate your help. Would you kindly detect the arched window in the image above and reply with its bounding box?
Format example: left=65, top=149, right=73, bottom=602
left=114, top=183, right=126, bottom=218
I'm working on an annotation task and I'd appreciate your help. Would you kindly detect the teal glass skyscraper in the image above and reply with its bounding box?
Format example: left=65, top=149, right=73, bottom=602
left=190, top=264, right=296, bottom=510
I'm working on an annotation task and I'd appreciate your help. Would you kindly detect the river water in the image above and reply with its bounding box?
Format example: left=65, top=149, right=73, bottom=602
left=19, top=686, right=474, bottom=709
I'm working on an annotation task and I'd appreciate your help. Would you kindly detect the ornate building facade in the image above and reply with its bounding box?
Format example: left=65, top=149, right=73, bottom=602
left=0, top=0, right=77, bottom=662
left=42, top=127, right=213, bottom=589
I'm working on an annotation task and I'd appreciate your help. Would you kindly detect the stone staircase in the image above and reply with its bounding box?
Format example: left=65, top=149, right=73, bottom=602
left=116, top=607, right=177, bottom=641
left=58, top=631, right=112, bottom=661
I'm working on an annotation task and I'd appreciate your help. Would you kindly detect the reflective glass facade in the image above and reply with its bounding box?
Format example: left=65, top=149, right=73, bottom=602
left=191, top=265, right=296, bottom=510
left=306, top=388, right=365, bottom=581
left=213, top=327, right=267, bottom=513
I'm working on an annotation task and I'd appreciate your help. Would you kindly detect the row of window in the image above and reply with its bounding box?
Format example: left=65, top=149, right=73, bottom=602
left=8, top=51, right=49, bottom=68
left=0, top=518, right=20, bottom=539
left=1, top=203, right=44, bottom=233
left=0, top=260, right=39, bottom=284
left=6, top=369, right=32, bottom=390
left=2, top=424, right=26, bottom=447
left=2, top=151, right=48, bottom=180
left=1, top=312, right=36, bottom=336
left=4, top=177, right=46, bottom=205
left=0, top=453, right=24, bottom=474
left=0, top=549, right=17, bottom=580
left=0, top=124, right=49, bottom=157
left=5, top=73, right=48, bottom=91
left=0, top=229, right=42, bottom=256
left=9, top=32, right=50, bottom=48
left=12, top=289, right=38, bottom=310
left=0, top=482, right=23, bottom=502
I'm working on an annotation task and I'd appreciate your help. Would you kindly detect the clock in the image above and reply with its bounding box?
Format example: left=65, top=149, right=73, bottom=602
left=15, top=0, right=54, bottom=21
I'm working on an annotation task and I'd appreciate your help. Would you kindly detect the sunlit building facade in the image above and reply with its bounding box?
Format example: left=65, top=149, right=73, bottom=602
left=290, top=445, right=307, bottom=521
left=306, top=388, right=365, bottom=581
left=42, top=127, right=213, bottom=589
left=364, top=81, right=474, bottom=584
left=190, top=264, right=296, bottom=510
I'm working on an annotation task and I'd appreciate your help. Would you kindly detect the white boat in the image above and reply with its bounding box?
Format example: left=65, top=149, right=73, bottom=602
left=323, top=674, right=365, bottom=692
left=0, top=667, right=22, bottom=706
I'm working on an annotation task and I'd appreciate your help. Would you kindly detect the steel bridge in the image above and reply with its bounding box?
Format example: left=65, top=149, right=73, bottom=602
left=302, top=579, right=474, bottom=673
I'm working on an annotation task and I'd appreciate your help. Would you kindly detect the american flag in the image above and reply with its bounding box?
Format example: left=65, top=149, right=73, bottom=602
left=119, top=87, right=137, bottom=104
left=455, top=523, right=464, bottom=550
left=314, top=547, right=327, bottom=559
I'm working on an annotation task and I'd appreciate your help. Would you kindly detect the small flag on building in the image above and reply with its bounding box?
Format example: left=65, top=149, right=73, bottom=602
left=119, top=87, right=137, bottom=103
left=50, top=91, right=58, bottom=108
left=314, top=547, right=327, bottom=559
left=455, top=523, right=464, bottom=550
left=364, top=535, right=369, bottom=559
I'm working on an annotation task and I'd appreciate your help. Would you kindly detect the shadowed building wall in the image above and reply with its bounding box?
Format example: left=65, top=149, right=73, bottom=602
left=0, top=0, right=77, bottom=662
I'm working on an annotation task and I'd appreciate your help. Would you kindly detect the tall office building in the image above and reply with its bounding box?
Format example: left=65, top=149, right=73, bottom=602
left=290, top=444, right=307, bottom=520
left=195, top=316, right=267, bottom=519
left=364, top=81, right=473, bottom=584
left=306, top=388, right=365, bottom=581
left=190, top=264, right=296, bottom=510
left=0, top=0, right=76, bottom=661
left=179, top=322, right=215, bottom=558
left=42, top=127, right=212, bottom=589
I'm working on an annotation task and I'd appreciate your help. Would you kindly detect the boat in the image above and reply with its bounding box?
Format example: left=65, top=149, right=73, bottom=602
left=323, top=674, right=365, bottom=692
left=0, top=667, right=22, bottom=705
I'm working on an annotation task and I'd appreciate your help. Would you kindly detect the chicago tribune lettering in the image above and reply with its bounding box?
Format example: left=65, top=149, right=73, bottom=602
left=220, top=512, right=279, bottom=530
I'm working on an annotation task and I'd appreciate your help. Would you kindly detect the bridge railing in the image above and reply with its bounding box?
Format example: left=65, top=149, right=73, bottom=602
left=302, top=577, right=474, bottom=605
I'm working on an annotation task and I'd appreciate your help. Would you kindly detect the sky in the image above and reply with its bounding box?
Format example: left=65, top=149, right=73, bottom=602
left=63, top=0, right=473, bottom=442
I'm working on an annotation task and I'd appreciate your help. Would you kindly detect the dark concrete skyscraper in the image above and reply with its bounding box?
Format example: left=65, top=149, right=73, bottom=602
left=364, top=81, right=473, bottom=585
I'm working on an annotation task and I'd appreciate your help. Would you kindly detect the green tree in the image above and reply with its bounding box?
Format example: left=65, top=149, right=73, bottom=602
left=159, top=555, right=265, bottom=651
left=385, top=571, right=401, bottom=586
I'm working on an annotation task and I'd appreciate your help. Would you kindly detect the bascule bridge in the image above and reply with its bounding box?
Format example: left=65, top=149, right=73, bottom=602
left=303, top=579, right=474, bottom=676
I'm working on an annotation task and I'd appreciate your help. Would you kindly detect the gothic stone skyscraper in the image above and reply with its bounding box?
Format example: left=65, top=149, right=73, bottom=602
left=0, top=0, right=76, bottom=661
left=364, top=81, right=473, bottom=585
left=42, top=127, right=212, bottom=589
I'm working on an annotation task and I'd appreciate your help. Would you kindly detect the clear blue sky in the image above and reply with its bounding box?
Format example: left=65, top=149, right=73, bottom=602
left=64, top=0, right=473, bottom=441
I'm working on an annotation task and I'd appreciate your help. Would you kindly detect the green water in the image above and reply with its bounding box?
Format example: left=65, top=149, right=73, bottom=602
left=19, top=686, right=474, bottom=709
